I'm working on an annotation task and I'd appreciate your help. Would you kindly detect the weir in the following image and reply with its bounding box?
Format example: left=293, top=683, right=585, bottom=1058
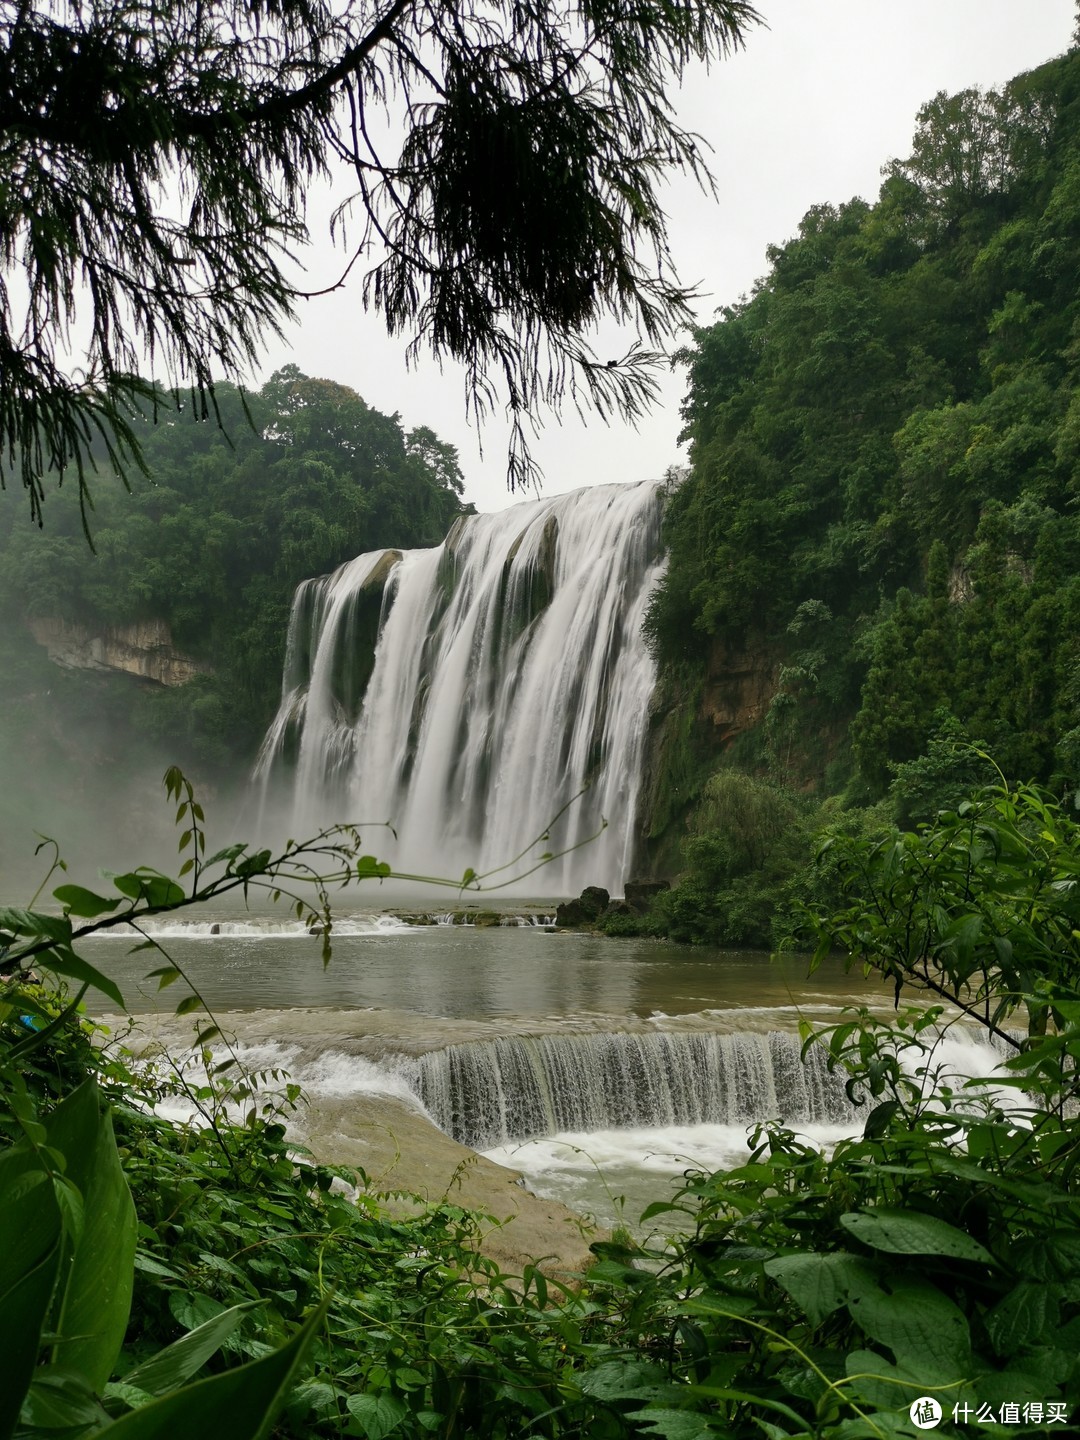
left=255, top=480, right=666, bottom=894
left=400, top=1030, right=858, bottom=1149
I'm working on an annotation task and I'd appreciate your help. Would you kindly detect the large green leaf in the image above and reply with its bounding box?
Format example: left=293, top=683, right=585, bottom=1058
left=35, top=947, right=125, bottom=1009
left=346, top=1393, right=408, bottom=1440
left=46, top=1081, right=137, bottom=1392
left=579, top=1360, right=670, bottom=1403
left=840, top=1208, right=995, bottom=1265
left=846, top=1276, right=971, bottom=1373
left=52, top=885, right=123, bottom=919
left=0, top=1147, right=62, bottom=1440
left=844, top=1348, right=964, bottom=1414
left=625, top=1408, right=713, bottom=1440
left=0, top=907, right=72, bottom=942
left=764, top=1251, right=875, bottom=1329
left=984, top=1282, right=1061, bottom=1356
left=119, top=1302, right=258, bottom=1400
left=19, top=1366, right=112, bottom=1432
left=103, top=1304, right=325, bottom=1440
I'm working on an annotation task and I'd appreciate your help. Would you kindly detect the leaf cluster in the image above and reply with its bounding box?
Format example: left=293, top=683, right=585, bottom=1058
left=1, top=0, right=761, bottom=511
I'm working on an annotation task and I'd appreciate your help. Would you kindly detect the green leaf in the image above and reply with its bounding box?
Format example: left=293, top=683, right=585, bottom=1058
left=47, top=1081, right=137, bottom=1391
left=111, top=871, right=186, bottom=906
left=764, top=1251, right=875, bottom=1328
left=356, top=855, right=391, bottom=879
left=840, top=1209, right=995, bottom=1265
left=984, top=1283, right=1061, bottom=1356
left=345, top=1392, right=408, bottom=1440
left=52, top=884, right=123, bottom=918
left=104, top=1304, right=325, bottom=1440
left=0, top=1145, right=62, bottom=1440
left=36, top=947, right=125, bottom=1008
left=0, top=906, right=72, bottom=942
left=579, top=1360, right=669, bottom=1403
left=844, top=1349, right=957, bottom=1412
left=626, top=1407, right=712, bottom=1440
left=122, top=1303, right=259, bottom=1399
left=147, top=966, right=183, bottom=988
left=132, top=1254, right=180, bottom=1280
left=20, top=1367, right=112, bottom=1431
left=846, top=1276, right=971, bottom=1372
left=862, top=1100, right=901, bottom=1139
left=206, top=844, right=247, bottom=866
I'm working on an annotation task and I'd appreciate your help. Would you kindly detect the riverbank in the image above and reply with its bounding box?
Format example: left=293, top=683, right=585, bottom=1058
left=298, top=1091, right=603, bottom=1277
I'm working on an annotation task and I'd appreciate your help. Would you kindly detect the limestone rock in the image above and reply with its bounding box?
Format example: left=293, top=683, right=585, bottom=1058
left=27, top=616, right=209, bottom=688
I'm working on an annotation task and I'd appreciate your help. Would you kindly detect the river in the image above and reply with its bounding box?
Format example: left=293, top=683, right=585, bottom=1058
left=83, top=907, right=998, bottom=1230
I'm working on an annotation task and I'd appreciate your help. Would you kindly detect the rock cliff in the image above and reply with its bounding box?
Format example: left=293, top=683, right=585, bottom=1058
left=27, top=617, right=209, bottom=688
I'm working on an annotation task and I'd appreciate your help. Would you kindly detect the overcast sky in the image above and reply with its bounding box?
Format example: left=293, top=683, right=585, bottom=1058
left=254, top=0, right=1077, bottom=515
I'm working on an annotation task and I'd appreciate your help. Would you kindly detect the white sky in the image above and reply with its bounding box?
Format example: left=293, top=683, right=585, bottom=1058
left=254, top=0, right=1077, bottom=515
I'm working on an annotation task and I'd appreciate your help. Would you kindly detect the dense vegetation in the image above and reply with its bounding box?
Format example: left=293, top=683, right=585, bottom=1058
left=0, top=368, right=469, bottom=774
left=4, top=772, right=1080, bottom=1437
left=1, top=0, right=759, bottom=513
left=631, top=43, right=1080, bottom=946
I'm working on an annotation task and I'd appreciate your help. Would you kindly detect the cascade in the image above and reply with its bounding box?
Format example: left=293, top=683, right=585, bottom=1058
left=401, top=1030, right=858, bottom=1149
left=256, top=480, right=665, bottom=894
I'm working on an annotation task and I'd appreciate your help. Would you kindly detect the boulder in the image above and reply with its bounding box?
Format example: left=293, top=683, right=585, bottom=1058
left=554, top=886, right=610, bottom=928
left=623, top=879, right=670, bottom=914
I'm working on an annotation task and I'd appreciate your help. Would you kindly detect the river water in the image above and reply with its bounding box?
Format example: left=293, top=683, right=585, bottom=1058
left=83, top=908, right=998, bottom=1228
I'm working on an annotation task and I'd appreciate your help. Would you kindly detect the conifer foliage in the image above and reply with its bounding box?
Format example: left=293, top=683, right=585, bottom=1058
left=0, top=0, right=760, bottom=519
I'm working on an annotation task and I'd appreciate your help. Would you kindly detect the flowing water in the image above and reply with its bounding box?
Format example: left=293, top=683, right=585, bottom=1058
left=87, top=479, right=1008, bottom=1228
left=254, top=480, right=665, bottom=895
left=85, top=914, right=1006, bottom=1228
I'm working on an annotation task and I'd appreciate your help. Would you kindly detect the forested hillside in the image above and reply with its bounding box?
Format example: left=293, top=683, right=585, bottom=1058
left=0, top=368, right=468, bottom=757
left=0, top=369, right=469, bottom=876
left=634, top=46, right=1080, bottom=944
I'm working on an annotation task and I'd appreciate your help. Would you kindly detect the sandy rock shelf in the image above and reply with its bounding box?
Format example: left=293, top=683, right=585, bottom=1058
left=299, top=1093, right=603, bottom=1280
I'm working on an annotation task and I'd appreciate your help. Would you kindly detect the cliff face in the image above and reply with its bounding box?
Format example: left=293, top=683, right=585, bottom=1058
left=699, top=636, right=780, bottom=746
left=634, top=636, right=781, bottom=880
left=27, top=618, right=209, bottom=688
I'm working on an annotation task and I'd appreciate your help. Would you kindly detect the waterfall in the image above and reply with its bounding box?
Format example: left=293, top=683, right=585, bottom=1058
left=403, top=1031, right=858, bottom=1149
left=256, top=480, right=666, bottom=894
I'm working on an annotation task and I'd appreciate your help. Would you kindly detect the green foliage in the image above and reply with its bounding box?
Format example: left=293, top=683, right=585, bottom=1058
left=646, top=772, right=811, bottom=947
left=0, top=369, right=469, bottom=765
left=808, top=773, right=1080, bottom=1048
left=647, top=44, right=1080, bottom=817
left=1, top=0, right=761, bottom=512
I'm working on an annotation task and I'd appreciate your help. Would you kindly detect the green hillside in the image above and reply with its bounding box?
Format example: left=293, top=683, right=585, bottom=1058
left=632, top=48, right=1080, bottom=944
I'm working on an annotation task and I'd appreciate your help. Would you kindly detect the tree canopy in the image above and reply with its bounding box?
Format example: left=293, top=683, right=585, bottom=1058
left=646, top=45, right=1080, bottom=807
left=0, top=366, right=470, bottom=768
left=0, top=0, right=760, bottom=520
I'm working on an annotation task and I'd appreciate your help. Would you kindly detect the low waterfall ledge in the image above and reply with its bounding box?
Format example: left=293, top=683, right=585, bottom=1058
left=299, top=1091, right=604, bottom=1278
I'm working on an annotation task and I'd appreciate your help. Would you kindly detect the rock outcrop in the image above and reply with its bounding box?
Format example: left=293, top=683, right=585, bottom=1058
left=27, top=617, right=209, bottom=688
left=700, top=634, right=780, bottom=745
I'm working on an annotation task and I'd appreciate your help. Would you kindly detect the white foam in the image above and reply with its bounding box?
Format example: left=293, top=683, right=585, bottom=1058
left=484, top=1120, right=857, bottom=1181
left=87, top=913, right=414, bottom=940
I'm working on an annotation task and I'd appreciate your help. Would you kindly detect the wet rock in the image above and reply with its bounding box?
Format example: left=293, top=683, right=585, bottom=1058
left=554, top=886, right=610, bottom=928
left=623, top=879, right=670, bottom=914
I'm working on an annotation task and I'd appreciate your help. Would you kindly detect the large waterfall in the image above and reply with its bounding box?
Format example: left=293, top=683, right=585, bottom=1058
left=256, top=480, right=665, bottom=894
